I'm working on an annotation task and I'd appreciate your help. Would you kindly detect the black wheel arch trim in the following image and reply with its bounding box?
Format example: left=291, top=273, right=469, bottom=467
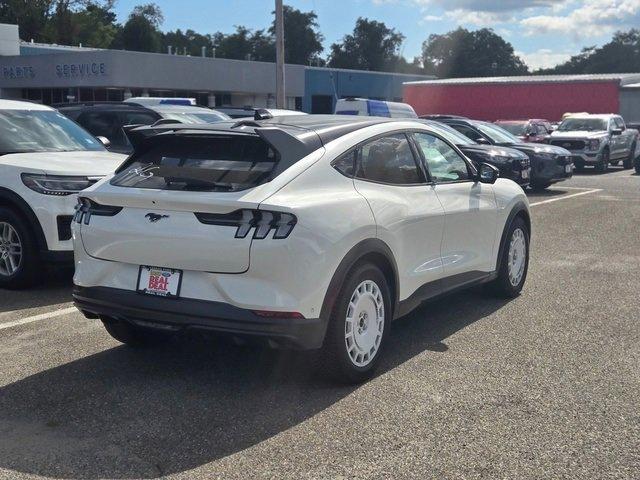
left=496, top=201, right=530, bottom=274
left=0, top=187, right=48, bottom=252
left=320, top=238, right=400, bottom=327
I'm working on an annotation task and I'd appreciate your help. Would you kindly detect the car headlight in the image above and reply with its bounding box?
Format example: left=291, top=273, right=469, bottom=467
left=588, top=139, right=600, bottom=151
left=21, top=174, right=98, bottom=196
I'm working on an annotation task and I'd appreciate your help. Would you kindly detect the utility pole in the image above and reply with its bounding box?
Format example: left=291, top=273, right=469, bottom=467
left=275, top=0, right=285, bottom=108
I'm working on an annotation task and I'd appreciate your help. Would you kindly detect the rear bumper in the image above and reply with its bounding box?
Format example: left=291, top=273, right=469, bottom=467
left=73, top=285, right=328, bottom=350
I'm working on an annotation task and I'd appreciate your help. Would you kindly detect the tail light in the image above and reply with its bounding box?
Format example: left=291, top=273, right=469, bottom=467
left=195, top=209, right=297, bottom=240
left=74, top=197, right=123, bottom=225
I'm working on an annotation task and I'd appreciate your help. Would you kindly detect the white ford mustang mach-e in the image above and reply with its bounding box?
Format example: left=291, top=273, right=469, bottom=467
left=72, top=115, right=530, bottom=382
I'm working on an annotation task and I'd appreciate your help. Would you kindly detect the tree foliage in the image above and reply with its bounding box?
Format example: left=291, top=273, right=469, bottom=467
left=422, top=27, right=528, bottom=77
left=537, top=30, right=640, bottom=74
left=328, top=18, right=405, bottom=71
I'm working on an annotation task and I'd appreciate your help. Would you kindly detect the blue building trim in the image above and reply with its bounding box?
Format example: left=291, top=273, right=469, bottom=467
left=303, top=68, right=432, bottom=113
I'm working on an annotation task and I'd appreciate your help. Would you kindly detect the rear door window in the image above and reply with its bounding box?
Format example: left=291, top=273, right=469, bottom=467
left=111, top=135, right=278, bottom=192
left=355, top=133, right=424, bottom=185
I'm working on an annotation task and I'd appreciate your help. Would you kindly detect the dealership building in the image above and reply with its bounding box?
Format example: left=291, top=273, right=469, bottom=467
left=0, top=23, right=430, bottom=113
left=404, top=74, right=640, bottom=123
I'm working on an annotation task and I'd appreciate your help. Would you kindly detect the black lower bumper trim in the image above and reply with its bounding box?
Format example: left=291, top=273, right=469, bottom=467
left=41, top=250, right=74, bottom=263
left=73, top=286, right=327, bottom=350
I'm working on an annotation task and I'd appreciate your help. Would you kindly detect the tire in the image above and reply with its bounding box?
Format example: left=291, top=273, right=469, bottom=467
left=623, top=143, right=636, bottom=169
left=315, top=263, right=391, bottom=384
left=529, top=182, right=551, bottom=191
left=101, top=317, right=172, bottom=347
left=596, top=149, right=609, bottom=173
left=0, top=207, right=41, bottom=289
left=635, top=161, right=640, bottom=175
left=488, top=217, right=530, bottom=298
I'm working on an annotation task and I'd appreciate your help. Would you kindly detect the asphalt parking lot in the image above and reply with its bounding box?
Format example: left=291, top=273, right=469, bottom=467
left=0, top=168, right=638, bottom=480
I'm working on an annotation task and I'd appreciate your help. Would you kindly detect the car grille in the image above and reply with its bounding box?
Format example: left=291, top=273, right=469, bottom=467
left=550, top=140, right=585, bottom=150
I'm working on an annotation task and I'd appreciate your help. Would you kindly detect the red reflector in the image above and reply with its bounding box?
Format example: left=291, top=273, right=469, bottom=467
left=252, top=310, right=305, bottom=319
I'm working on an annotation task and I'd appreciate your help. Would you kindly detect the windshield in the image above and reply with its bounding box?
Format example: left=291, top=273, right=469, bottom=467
left=476, top=122, right=520, bottom=144
left=0, top=109, right=105, bottom=154
left=558, top=118, right=608, bottom=132
left=428, top=122, right=475, bottom=145
left=495, top=122, right=527, bottom=136
left=156, top=109, right=231, bottom=125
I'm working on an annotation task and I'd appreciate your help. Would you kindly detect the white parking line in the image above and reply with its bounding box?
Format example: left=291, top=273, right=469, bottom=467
left=0, top=306, right=77, bottom=331
left=529, top=188, right=602, bottom=207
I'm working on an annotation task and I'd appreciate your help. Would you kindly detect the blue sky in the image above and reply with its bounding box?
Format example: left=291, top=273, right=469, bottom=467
left=113, top=0, right=640, bottom=70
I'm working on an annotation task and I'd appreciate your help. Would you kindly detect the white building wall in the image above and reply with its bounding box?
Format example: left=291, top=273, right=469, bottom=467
left=0, top=24, right=19, bottom=56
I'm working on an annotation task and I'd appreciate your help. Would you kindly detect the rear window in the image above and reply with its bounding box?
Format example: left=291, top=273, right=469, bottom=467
left=111, top=135, right=278, bottom=192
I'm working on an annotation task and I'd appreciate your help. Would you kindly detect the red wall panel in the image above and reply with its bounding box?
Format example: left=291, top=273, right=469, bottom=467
left=403, top=81, right=620, bottom=122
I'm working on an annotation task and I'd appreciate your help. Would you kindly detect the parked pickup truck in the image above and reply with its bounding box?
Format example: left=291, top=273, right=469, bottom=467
left=548, top=114, right=638, bottom=172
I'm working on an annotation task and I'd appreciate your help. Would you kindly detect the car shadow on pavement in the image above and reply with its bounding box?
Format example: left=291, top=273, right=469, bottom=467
left=0, top=289, right=511, bottom=479
left=0, top=267, right=73, bottom=313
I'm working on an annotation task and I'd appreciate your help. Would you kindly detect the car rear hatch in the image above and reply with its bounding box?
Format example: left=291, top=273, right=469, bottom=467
left=77, top=132, right=288, bottom=273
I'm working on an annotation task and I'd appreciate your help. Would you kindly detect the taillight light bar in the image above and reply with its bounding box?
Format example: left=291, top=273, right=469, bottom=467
left=195, top=209, right=297, bottom=240
left=74, top=197, right=123, bottom=225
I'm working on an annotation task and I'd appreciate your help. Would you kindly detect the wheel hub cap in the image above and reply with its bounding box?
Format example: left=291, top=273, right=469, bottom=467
left=507, top=228, right=527, bottom=287
left=345, top=280, right=385, bottom=367
left=0, top=222, right=22, bottom=277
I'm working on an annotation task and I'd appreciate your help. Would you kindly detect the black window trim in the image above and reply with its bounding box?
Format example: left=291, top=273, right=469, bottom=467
left=331, top=129, right=430, bottom=187
left=408, top=129, right=478, bottom=185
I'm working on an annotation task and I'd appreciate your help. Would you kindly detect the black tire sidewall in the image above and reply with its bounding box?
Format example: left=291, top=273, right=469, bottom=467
left=495, top=217, right=530, bottom=297
left=0, top=207, right=40, bottom=289
left=321, top=263, right=392, bottom=383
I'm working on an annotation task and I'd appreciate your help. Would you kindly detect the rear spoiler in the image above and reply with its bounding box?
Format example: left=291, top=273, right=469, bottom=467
left=117, top=123, right=323, bottom=176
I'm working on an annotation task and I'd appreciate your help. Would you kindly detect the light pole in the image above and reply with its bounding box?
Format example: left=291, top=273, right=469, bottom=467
left=275, top=0, right=285, bottom=108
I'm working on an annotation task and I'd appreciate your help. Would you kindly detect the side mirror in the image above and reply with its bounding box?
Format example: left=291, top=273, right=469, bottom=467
left=476, top=137, right=490, bottom=145
left=96, top=136, right=111, bottom=148
left=477, top=162, right=499, bottom=184
left=612, top=128, right=623, bottom=136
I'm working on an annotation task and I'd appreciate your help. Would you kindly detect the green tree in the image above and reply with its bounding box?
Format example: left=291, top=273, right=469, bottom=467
left=328, top=18, right=405, bottom=71
left=422, top=27, right=528, bottom=78
left=537, top=30, right=640, bottom=74
left=268, top=5, right=323, bottom=65
left=115, top=2, right=163, bottom=52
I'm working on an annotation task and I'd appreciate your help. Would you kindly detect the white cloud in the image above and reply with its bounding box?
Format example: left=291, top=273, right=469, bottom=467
left=521, top=0, right=640, bottom=39
left=516, top=48, right=574, bottom=69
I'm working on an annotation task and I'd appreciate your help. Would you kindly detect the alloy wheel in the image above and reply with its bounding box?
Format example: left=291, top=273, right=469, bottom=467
left=344, top=280, right=385, bottom=367
left=0, top=221, right=22, bottom=277
left=507, top=228, right=527, bottom=287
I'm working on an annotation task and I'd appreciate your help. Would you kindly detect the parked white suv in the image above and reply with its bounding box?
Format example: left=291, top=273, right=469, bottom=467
left=72, top=115, right=531, bottom=382
left=0, top=100, right=125, bottom=288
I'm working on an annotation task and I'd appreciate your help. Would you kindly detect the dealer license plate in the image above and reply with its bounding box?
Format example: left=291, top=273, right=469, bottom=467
left=137, top=266, right=182, bottom=297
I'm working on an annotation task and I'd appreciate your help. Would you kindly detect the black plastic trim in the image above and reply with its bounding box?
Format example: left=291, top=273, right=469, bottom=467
left=396, top=270, right=497, bottom=319
left=73, top=286, right=327, bottom=350
left=320, top=239, right=400, bottom=323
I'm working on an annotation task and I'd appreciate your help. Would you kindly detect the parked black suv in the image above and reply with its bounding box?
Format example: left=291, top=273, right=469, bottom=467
left=56, top=101, right=229, bottom=154
left=436, top=118, right=573, bottom=190
left=419, top=120, right=531, bottom=187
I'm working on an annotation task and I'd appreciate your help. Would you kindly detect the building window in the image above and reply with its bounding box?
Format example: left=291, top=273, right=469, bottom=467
left=215, top=93, right=232, bottom=106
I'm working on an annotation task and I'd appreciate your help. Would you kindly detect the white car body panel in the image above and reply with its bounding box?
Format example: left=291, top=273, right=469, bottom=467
left=73, top=119, right=530, bottom=331
left=0, top=103, right=126, bottom=253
